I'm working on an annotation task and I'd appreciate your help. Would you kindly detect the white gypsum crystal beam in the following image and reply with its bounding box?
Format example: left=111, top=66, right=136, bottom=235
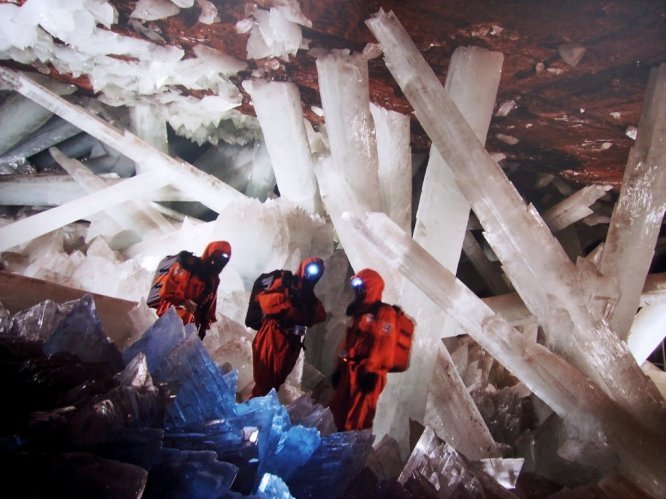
left=413, top=44, right=503, bottom=270
left=315, top=51, right=381, bottom=212
left=0, top=117, right=81, bottom=171
left=482, top=273, right=666, bottom=326
left=0, top=93, right=54, bottom=156
left=129, top=102, right=169, bottom=166
left=345, top=210, right=666, bottom=498
left=374, top=44, right=506, bottom=457
left=599, top=63, right=666, bottom=341
left=243, top=79, right=322, bottom=215
left=627, top=303, right=666, bottom=365
left=370, top=103, right=412, bottom=232
left=313, top=155, right=400, bottom=297
left=0, top=67, right=246, bottom=214
left=0, top=174, right=195, bottom=206
left=366, top=9, right=666, bottom=436
left=0, top=172, right=170, bottom=251
left=642, top=272, right=666, bottom=306
left=316, top=155, right=501, bottom=460
left=49, top=147, right=175, bottom=236
left=462, top=230, right=510, bottom=295
left=542, top=184, right=613, bottom=233
left=0, top=77, right=77, bottom=156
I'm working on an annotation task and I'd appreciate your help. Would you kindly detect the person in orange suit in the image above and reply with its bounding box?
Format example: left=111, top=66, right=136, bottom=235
left=156, top=241, right=231, bottom=340
left=250, top=257, right=326, bottom=398
left=329, top=268, right=396, bottom=431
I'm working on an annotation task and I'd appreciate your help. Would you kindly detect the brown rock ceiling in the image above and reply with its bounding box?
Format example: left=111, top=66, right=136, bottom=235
left=3, top=0, right=666, bottom=192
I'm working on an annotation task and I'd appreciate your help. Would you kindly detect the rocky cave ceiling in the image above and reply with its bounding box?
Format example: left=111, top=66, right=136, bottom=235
left=2, top=0, right=665, bottom=214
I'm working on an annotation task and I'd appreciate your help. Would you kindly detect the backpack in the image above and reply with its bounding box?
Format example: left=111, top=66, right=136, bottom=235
left=146, top=251, right=196, bottom=309
left=244, top=269, right=292, bottom=330
left=389, top=305, right=415, bottom=372
left=373, top=304, right=415, bottom=373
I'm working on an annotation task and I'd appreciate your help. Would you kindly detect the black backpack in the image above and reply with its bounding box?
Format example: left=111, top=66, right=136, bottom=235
left=146, top=251, right=198, bottom=309
left=244, top=269, right=292, bottom=330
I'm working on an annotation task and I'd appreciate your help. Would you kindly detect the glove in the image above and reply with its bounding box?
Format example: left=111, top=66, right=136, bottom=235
left=358, top=367, right=378, bottom=394
left=331, top=365, right=342, bottom=389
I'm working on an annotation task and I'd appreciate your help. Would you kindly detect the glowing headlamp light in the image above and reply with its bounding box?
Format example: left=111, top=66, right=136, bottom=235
left=305, top=262, right=321, bottom=278
left=211, top=252, right=229, bottom=266
left=350, top=276, right=364, bottom=290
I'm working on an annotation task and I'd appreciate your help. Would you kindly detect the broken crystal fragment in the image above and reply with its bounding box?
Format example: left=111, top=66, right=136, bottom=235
left=558, top=42, right=586, bottom=67
left=495, top=100, right=516, bottom=118
left=399, top=427, right=495, bottom=496
left=256, top=473, right=294, bottom=498
left=130, top=0, right=181, bottom=21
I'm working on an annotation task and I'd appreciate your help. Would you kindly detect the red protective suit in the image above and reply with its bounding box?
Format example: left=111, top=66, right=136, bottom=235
left=329, top=268, right=396, bottom=431
left=156, top=241, right=231, bottom=339
left=251, top=257, right=326, bottom=397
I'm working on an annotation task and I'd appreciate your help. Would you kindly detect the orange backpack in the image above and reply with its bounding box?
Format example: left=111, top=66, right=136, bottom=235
left=146, top=251, right=198, bottom=309
left=373, top=304, right=415, bottom=373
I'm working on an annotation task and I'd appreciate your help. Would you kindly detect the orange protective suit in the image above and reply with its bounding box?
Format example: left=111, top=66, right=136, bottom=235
left=251, top=257, right=326, bottom=397
left=156, top=241, right=231, bottom=339
left=329, top=268, right=396, bottom=431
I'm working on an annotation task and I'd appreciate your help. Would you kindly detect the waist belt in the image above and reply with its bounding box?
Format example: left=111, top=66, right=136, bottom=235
left=341, top=355, right=366, bottom=364
left=285, top=325, right=307, bottom=336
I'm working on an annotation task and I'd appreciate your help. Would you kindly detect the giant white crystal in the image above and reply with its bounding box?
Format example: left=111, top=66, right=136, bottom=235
left=365, top=9, right=666, bottom=436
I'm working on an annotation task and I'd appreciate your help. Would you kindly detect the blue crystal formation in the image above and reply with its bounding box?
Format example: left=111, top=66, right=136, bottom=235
left=287, top=429, right=375, bottom=499
left=163, top=419, right=260, bottom=495
left=119, top=308, right=386, bottom=497
left=286, top=394, right=337, bottom=435
left=2, top=298, right=386, bottom=498
left=7, top=298, right=76, bottom=341
left=237, top=391, right=321, bottom=481
left=142, top=447, right=239, bottom=499
left=256, top=473, right=295, bottom=498
left=43, top=294, right=123, bottom=372
left=123, top=308, right=237, bottom=425
left=122, top=307, right=186, bottom=371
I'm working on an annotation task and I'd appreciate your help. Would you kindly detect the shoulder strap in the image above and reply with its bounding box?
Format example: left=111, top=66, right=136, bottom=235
left=178, top=251, right=201, bottom=273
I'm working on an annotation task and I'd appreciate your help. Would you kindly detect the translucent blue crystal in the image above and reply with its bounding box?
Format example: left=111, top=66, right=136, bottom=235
left=43, top=295, right=123, bottom=372
left=255, top=473, right=295, bottom=498
left=163, top=419, right=260, bottom=495
left=262, top=425, right=320, bottom=481
left=287, top=429, right=374, bottom=499
left=143, top=447, right=238, bottom=499
left=153, top=330, right=237, bottom=425
left=122, top=307, right=186, bottom=371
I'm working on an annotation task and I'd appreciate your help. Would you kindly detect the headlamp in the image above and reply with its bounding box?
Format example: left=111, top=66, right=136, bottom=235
left=350, top=276, right=364, bottom=290
left=211, top=252, right=229, bottom=266
left=305, top=262, right=321, bottom=278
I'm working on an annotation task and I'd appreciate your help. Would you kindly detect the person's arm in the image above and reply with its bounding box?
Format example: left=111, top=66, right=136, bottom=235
left=287, top=287, right=326, bottom=326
